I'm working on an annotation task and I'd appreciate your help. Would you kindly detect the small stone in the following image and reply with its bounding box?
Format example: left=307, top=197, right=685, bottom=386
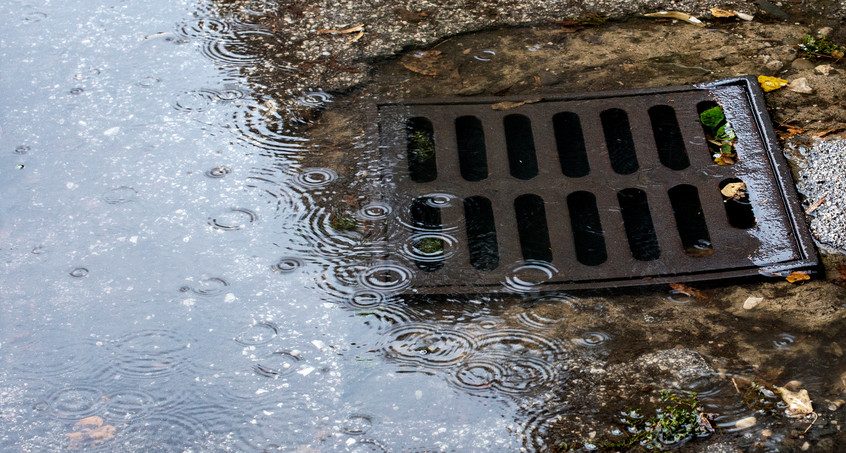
left=791, top=59, right=815, bottom=71
left=743, top=296, right=763, bottom=310
left=762, top=429, right=772, bottom=439
left=801, top=441, right=810, bottom=451
left=815, top=64, right=833, bottom=76
left=788, top=77, right=813, bottom=94
left=765, top=60, right=784, bottom=71
left=735, top=416, right=757, bottom=428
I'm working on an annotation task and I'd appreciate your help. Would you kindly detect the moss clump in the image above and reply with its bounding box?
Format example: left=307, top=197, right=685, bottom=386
left=409, top=130, right=435, bottom=163
left=415, top=237, right=444, bottom=254
left=699, top=105, right=737, bottom=165
left=596, top=390, right=714, bottom=450
left=798, top=34, right=845, bottom=60
left=329, top=212, right=357, bottom=231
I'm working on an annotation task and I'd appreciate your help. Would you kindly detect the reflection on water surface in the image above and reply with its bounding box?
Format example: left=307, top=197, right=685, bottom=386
left=2, top=0, right=846, bottom=451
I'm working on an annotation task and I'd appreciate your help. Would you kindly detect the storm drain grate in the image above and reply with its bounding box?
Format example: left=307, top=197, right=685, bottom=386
left=373, top=76, right=817, bottom=293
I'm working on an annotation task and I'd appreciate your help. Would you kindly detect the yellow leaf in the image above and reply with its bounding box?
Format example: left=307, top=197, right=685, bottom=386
left=758, top=75, right=788, bottom=92
left=720, top=182, right=746, bottom=199
left=711, top=8, right=736, bottom=18
left=86, top=425, right=117, bottom=441
left=785, top=271, right=810, bottom=283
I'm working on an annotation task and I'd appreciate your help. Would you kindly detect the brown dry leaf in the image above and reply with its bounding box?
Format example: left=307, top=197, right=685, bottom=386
left=720, top=182, right=746, bottom=200
left=74, top=415, right=104, bottom=428
left=776, top=386, right=814, bottom=417
left=669, top=283, right=706, bottom=300
left=491, top=98, right=543, bottom=111
left=775, top=121, right=807, bottom=139
left=86, top=425, right=117, bottom=441
left=400, top=50, right=446, bottom=76
left=813, top=127, right=846, bottom=138
left=711, top=8, right=736, bottom=18
left=785, top=271, right=811, bottom=283
left=394, top=8, right=430, bottom=22
left=837, top=264, right=846, bottom=280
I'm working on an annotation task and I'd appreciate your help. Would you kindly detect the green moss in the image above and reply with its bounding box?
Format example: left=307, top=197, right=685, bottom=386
left=798, top=34, right=845, bottom=60
left=409, top=130, right=435, bottom=163
left=415, top=237, right=444, bottom=254
left=596, top=390, right=713, bottom=450
left=329, top=213, right=357, bottom=231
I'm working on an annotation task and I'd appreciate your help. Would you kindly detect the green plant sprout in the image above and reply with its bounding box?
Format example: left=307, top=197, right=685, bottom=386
left=329, top=212, right=357, bottom=231
left=798, top=33, right=845, bottom=61
left=415, top=237, right=444, bottom=254
left=596, top=390, right=714, bottom=450
left=409, top=130, right=435, bottom=163
left=700, top=105, right=737, bottom=165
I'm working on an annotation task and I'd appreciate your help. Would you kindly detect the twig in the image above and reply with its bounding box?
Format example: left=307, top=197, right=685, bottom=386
left=803, top=412, right=819, bottom=434
left=805, top=192, right=829, bottom=215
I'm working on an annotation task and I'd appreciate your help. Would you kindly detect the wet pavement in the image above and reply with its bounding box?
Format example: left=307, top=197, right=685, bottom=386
left=2, top=0, right=846, bottom=452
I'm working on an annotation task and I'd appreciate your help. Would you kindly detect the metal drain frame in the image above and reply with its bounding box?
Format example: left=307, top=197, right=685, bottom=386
left=373, top=76, right=818, bottom=293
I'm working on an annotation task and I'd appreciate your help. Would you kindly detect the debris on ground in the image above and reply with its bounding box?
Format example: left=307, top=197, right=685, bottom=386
left=758, top=75, right=788, bottom=92
left=643, top=11, right=704, bottom=27
left=699, top=105, right=737, bottom=164
left=788, top=77, right=813, bottom=94
left=785, top=271, right=811, bottom=283
left=743, top=296, right=763, bottom=309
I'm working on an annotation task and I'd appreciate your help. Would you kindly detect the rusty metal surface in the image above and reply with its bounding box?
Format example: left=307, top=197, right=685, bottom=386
left=374, top=76, right=818, bottom=293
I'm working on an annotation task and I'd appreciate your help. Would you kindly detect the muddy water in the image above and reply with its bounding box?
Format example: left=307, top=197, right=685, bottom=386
left=2, top=0, right=846, bottom=451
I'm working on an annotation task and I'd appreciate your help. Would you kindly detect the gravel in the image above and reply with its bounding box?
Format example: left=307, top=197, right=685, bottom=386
left=794, top=139, right=846, bottom=252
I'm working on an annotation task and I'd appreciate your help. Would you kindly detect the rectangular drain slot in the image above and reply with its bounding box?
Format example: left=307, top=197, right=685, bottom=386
left=374, top=76, right=817, bottom=293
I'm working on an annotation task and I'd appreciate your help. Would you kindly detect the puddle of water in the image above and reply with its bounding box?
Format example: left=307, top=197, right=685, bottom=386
left=2, top=0, right=845, bottom=452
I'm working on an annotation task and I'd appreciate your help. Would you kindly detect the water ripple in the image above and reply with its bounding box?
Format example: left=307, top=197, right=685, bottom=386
left=502, top=260, right=559, bottom=293
left=252, top=350, right=302, bottom=378
left=102, top=186, right=137, bottom=204
left=208, top=207, right=258, bottom=230
left=357, top=261, right=414, bottom=294
left=378, top=323, right=477, bottom=368
left=110, top=329, right=195, bottom=378
left=118, top=413, right=208, bottom=451
left=234, top=322, right=279, bottom=346
left=204, top=166, right=231, bottom=178
left=45, top=385, right=107, bottom=420
left=292, top=167, right=338, bottom=189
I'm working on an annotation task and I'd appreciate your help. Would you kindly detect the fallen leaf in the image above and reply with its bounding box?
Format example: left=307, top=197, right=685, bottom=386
left=758, top=75, right=788, bottom=92
left=75, top=416, right=104, bottom=428
left=643, top=11, right=705, bottom=27
left=711, top=8, right=736, bottom=18
left=776, top=386, right=814, bottom=417
left=812, top=127, right=845, bottom=138
left=788, top=77, right=813, bottom=94
left=86, top=425, right=117, bottom=441
left=743, top=296, right=763, bottom=310
left=400, top=50, right=448, bottom=76
left=721, top=182, right=746, bottom=200
left=669, top=283, right=706, bottom=300
left=785, top=271, right=810, bottom=283
left=775, top=121, right=807, bottom=139
left=491, top=98, right=543, bottom=111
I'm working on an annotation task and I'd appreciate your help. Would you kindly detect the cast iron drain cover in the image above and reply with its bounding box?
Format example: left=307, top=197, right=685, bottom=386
left=373, top=76, right=817, bottom=293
